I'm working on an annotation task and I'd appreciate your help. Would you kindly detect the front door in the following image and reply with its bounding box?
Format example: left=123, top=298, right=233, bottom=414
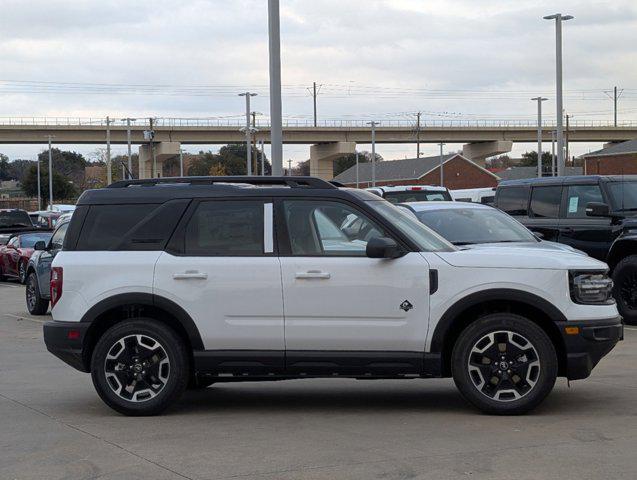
left=277, top=199, right=430, bottom=373
left=154, top=199, right=284, bottom=370
left=559, top=184, right=614, bottom=260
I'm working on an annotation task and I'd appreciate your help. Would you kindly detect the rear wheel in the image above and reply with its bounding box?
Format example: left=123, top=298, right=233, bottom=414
left=26, top=272, right=49, bottom=315
left=452, top=313, right=557, bottom=415
left=91, top=319, right=189, bottom=416
left=612, top=255, right=637, bottom=325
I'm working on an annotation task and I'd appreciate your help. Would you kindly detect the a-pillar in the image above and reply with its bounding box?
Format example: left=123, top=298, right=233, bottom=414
left=138, top=141, right=181, bottom=179
left=309, top=142, right=356, bottom=180
left=462, top=140, right=513, bottom=166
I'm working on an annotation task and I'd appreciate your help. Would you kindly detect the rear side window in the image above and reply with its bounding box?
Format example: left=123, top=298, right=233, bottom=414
left=76, top=204, right=159, bottom=250
left=529, top=186, right=562, bottom=218
left=184, top=201, right=264, bottom=256
left=496, top=187, right=529, bottom=216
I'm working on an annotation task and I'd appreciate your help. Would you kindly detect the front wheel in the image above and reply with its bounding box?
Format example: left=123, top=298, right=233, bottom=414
left=452, top=313, right=557, bottom=415
left=612, top=255, right=637, bottom=325
left=91, top=319, right=189, bottom=416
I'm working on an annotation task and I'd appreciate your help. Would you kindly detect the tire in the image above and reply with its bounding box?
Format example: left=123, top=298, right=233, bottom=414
left=26, top=272, right=49, bottom=315
left=452, top=313, right=558, bottom=415
left=91, top=319, right=189, bottom=416
left=612, top=255, right=637, bottom=325
left=18, top=261, right=27, bottom=284
left=0, top=265, right=5, bottom=282
left=188, top=376, right=215, bottom=390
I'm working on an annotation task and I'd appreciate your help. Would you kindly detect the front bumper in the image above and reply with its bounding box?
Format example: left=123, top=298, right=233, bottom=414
left=43, top=321, right=90, bottom=372
left=558, top=316, right=623, bottom=380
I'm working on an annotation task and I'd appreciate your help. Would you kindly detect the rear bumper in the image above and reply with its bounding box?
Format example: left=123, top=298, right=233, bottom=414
left=43, top=321, right=90, bottom=372
left=559, top=316, right=623, bottom=380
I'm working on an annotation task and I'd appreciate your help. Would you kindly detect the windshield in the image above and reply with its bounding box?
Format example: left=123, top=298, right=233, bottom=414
left=19, top=232, right=52, bottom=248
left=607, top=182, right=637, bottom=212
left=366, top=200, right=455, bottom=252
left=414, top=207, right=537, bottom=245
left=383, top=190, right=451, bottom=204
left=0, top=210, right=32, bottom=227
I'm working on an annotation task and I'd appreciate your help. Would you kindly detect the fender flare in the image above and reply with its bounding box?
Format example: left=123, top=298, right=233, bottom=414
left=80, top=292, right=204, bottom=350
left=607, top=235, right=637, bottom=270
left=429, top=288, right=567, bottom=353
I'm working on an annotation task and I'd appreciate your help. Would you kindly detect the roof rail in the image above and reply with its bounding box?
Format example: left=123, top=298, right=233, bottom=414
left=107, top=176, right=337, bottom=189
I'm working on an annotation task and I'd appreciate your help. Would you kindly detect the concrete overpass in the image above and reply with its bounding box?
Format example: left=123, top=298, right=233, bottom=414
left=1, top=117, right=636, bottom=179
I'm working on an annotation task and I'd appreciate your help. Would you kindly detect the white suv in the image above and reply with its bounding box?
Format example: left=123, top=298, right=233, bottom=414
left=44, top=176, right=623, bottom=416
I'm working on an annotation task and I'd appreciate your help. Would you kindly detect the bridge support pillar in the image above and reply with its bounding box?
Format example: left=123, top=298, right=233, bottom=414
left=462, top=140, right=513, bottom=166
left=138, top=142, right=181, bottom=178
left=310, top=142, right=356, bottom=180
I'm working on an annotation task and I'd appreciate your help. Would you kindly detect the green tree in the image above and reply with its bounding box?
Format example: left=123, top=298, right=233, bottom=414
left=0, top=154, right=9, bottom=180
left=5, top=159, right=36, bottom=181
left=21, top=164, right=77, bottom=203
left=37, top=148, right=87, bottom=185
left=333, top=151, right=382, bottom=177
left=520, top=151, right=553, bottom=168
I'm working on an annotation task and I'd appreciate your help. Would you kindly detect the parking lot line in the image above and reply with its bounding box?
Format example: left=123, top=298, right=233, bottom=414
left=3, top=313, right=48, bottom=324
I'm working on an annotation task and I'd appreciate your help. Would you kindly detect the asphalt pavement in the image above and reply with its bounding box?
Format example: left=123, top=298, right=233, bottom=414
left=1, top=280, right=636, bottom=480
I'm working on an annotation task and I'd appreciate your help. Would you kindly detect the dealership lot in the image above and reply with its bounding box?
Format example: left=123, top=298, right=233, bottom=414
left=1, top=282, right=636, bottom=480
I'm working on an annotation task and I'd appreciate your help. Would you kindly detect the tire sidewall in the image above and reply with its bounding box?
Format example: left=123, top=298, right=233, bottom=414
left=26, top=272, right=47, bottom=315
left=612, top=255, right=637, bottom=325
left=91, top=319, right=189, bottom=416
left=19, top=262, right=26, bottom=284
left=452, top=313, right=558, bottom=415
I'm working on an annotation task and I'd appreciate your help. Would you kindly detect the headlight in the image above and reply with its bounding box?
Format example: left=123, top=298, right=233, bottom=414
left=569, top=271, right=614, bottom=305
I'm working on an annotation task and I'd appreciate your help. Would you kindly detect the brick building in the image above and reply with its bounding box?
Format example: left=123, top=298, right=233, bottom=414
left=333, top=153, right=500, bottom=189
left=582, top=140, right=637, bottom=175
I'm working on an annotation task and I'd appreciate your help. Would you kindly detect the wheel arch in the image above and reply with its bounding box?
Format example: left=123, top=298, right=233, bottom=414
left=606, top=237, right=637, bottom=271
left=431, top=289, right=567, bottom=377
left=80, top=293, right=203, bottom=371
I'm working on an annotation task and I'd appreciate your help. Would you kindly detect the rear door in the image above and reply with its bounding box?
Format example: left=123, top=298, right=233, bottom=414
left=154, top=199, right=284, bottom=366
left=558, top=183, right=614, bottom=259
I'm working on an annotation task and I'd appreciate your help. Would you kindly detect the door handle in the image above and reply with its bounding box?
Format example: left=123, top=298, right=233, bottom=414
left=295, top=270, right=331, bottom=279
left=173, top=271, right=208, bottom=280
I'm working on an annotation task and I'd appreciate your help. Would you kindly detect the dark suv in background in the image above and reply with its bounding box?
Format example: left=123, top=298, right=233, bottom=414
left=495, top=175, right=637, bottom=324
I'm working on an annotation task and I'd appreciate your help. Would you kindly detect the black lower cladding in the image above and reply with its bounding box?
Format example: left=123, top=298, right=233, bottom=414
left=558, top=316, right=623, bottom=380
left=43, top=321, right=91, bottom=372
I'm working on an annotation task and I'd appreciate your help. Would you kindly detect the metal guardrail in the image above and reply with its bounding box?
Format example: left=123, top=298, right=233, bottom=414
left=0, top=117, right=636, bottom=128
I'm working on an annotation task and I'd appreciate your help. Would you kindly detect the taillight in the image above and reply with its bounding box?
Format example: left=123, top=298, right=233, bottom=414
left=409, top=187, right=422, bottom=191
left=50, top=267, right=63, bottom=308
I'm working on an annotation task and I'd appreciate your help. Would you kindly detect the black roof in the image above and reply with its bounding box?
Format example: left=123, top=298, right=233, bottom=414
left=499, top=175, right=637, bottom=187
left=77, top=176, right=373, bottom=205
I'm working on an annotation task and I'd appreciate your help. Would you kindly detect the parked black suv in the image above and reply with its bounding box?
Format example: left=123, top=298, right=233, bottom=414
left=495, top=175, right=637, bottom=324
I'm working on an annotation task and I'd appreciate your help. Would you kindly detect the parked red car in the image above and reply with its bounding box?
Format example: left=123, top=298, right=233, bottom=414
left=0, top=231, right=52, bottom=284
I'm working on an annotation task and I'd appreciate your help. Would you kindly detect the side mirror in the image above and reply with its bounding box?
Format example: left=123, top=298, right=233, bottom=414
left=366, top=237, right=403, bottom=259
left=585, top=202, right=610, bottom=217
left=34, top=241, right=47, bottom=251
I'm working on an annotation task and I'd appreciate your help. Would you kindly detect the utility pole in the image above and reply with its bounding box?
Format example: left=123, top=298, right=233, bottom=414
left=355, top=151, right=359, bottom=188
left=36, top=154, right=41, bottom=211
left=307, top=82, right=322, bottom=127
left=122, top=117, right=136, bottom=179
left=268, top=0, right=283, bottom=176
left=532, top=97, right=548, bottom=177
left=416, top=112, right=421, bottom=159
left=439, top=142, right=445, bottom=187
left=551, top=131, right=556, bottom=176
left=179, top=149, right=184, bottom=177
left=367, top=121, right=379, bottom=186
left=105, top=116, right=112, bottom=185
left=605, top=86, right=624, bottom=127
left=565, top=114, right=570, bottom=166
left=149, top=118, right=156, bottom=178
left=251, top=112, right=260, bottom=174
left=287, top=159, right=292, bottom=176
left=260, top=140, right=265, bottom=176
left=45, top=135, right=54, bottom=210
left=544, top=13, right=573, bottom=176
left=239, top=92, right=257, bottom=176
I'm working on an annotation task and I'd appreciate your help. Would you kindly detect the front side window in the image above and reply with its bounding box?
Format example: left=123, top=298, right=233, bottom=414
left=184, top=201, right=264, bottom=255
left=414, top=207, right=536, bottom=245
left=566, top=185, right=604, bottom=218
left=50, top=223, right=69, bottom=250
left=529, top=186, right=562, bottom=218
left=283, top=200, right=385, bottom=256
left=497, top=187, right=529, bottom=216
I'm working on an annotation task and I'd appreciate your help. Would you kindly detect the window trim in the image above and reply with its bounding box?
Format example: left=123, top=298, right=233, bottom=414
left=529, top=185, right=563, bottom=219
left=275, top=197, right=404, bottom=258
left=166, top=197, right=276, bottom=257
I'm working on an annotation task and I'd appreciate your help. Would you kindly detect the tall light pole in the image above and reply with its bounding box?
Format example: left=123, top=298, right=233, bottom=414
left=268, top=0, right=283, bottom=176
left=239, top=92, right=257, bottom=176
left=551, top=130, right=556, bottom=176
left=287, top=159, right=292, bottom=176
left=45, top=135, right=54, bottom=210
left=121, top=118, right=136, bottom=179
left=544, top=13, right=573, bottom=176
left=36, top=154, right=41, bottom=211
left=531, top=97, right=548, bottom=177
left=105, top=116, right=112, bottom=184
left=367, top=121, right=379, bottom=186
left=439, top=142, right=445, bottom=187
left=179, top=149, right=184, bottom=177
left=260, top=140, right=265, bottom=176
left=355, top=151, right=359, bottom=188
left=415, top=112, right=421, bottom=158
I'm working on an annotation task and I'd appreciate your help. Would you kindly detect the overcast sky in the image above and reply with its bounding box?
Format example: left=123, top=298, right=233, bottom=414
left=1, top=0, right=636, bottom=164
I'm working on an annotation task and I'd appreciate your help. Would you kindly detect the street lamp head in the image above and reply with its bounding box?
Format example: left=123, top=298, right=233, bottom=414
left=543, top=13, right=574, bottom=21
left=531, top=97, right=549, bottom=101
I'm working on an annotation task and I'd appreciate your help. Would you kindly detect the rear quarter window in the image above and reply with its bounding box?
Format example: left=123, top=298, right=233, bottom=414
left=496, top=186, right=530, bottom=216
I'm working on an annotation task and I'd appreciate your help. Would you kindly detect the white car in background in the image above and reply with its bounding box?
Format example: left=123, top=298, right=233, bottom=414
left=366, top=185, right=452, bottom=203
left=450, top=187, right=497, bottom=205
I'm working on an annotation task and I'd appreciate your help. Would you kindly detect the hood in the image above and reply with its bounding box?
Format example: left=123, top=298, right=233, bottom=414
left=462, top=240, right=586, bottom=255
left=435, top=246, right=608, bottom=270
